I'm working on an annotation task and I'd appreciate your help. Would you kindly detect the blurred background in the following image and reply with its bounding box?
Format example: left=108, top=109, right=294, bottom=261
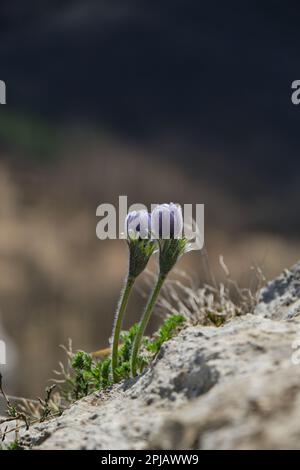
left=1, top=0, right=300, bottom=398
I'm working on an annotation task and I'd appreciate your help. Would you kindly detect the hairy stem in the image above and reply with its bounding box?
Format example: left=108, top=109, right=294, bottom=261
left=112, top=276, right=135, bottom=382
left=131, top=274, right=166, bottom=377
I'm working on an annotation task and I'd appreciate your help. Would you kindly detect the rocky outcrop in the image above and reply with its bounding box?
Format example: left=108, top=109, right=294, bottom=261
left=21, top=263, right=300, bottom=450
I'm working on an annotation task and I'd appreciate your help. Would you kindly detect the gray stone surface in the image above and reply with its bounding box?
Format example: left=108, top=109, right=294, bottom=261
left=20, top=263, right=300, bottom=449
left=150, top=365, right=300, bottom=450
left=255, top=261, right=300, bottom=320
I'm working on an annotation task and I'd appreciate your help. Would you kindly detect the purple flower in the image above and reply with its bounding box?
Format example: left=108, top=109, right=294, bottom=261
left=125, top=210, right=151, bottom=240
left=151, top=203, right=183, bottom=239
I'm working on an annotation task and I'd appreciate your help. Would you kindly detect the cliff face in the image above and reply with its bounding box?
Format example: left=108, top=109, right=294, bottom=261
left=22, top=262, right=300, bottom=450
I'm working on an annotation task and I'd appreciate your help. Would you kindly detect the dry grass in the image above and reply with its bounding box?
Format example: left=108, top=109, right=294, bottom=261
left=154, top=254, right=266, bottom=327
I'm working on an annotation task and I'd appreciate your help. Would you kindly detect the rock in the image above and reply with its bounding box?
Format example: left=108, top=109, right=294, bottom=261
left=150, top=365, right=300, bottom=450
left=18, top=263, right=300, bottom=449
left=254, top=261, right=300, bottom=320
left=21, top=312, right=300, bottom=449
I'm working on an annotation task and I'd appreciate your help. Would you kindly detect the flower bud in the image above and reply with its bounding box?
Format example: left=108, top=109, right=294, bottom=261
left=151, top=203, right=187, bottom=277
left=125, top=210, right=155, bottom=278
left=125, top=210, right=151, bottom=240
left=151, top=203, right=183, bottom=239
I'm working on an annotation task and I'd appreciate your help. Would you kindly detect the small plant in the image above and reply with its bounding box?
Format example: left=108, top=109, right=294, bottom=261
left=145, top=314, right=186, bottom=355
left=53, top=314, right=186, bottom=401
left=54, top=324, right=141, bottom=401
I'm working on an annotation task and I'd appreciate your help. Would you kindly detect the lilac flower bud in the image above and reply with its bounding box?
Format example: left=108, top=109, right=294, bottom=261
left=124, top=210, right=155, bottom=279
left=151, top=203, right=183, bottom=239
left=125, top=210, right=151, bottom=240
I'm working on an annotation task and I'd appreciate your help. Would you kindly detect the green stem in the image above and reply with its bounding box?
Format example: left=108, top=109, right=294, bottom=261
left=112, top=276, right=135, bottom=382
left=131, top=274, right=166, bottom=377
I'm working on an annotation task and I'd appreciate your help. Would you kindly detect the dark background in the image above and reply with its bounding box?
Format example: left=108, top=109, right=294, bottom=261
left=0, top=0, right=300, bottom=398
